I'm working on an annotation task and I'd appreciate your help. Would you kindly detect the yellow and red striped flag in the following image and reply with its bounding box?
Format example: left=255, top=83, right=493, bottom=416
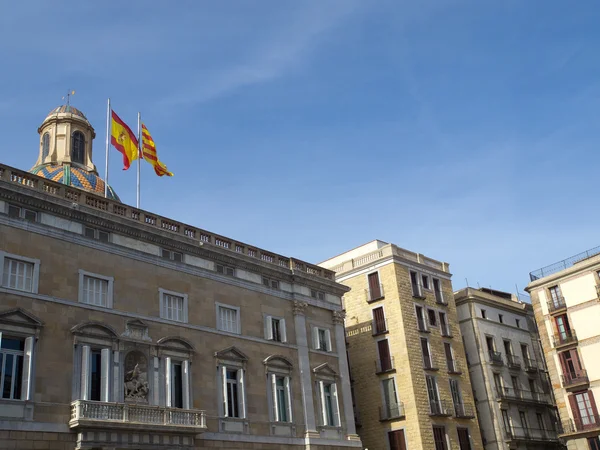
left=141, top=124, right=173, bottom=177
left=111, top=111, right=139, bottom=170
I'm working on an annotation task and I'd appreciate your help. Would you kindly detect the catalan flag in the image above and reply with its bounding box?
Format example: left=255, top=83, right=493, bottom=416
left=141, top=124, right=173, bottom=177
left=111, top=111, right=139, bottom=170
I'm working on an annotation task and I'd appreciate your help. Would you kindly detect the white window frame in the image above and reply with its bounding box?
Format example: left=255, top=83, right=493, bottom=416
left=268, top=373, right=293, bottom=423
left=164, top=356, right=191, bottom=409
left=0, top=332, right=35, bottom=402
left=317, top=380, right=341, bottom=428
left=78, top=270, right=114, bottom=308
left=421, top=274, right=431, bottom=290
left=219, top=365, right=247, bottom=419
left=380, top=376, right=399, bottom=413
left=264, top=315, right=287, bottom=343
left=432, top=277, right=445, bottom=303
left=415, top=303, right=428, bottom=332
left=216, top=302, right=241, bottom=334
left=0, top=251, right=40, bottom=294
left=159, top=288, right=188, bottom=323
left=312, top=326, right=332, bottom=352
left=427, top=308, right=438, bottom=328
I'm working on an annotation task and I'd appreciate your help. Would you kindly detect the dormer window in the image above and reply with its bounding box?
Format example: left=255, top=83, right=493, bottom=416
left=41, top=133, right=50, bottom=160
left=71, top=131, right=85, bottom=164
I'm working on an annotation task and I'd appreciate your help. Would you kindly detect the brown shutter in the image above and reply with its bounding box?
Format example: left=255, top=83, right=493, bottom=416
left=558, top=352, right=569, bottom=377
left=388, top=430, right=406, bottom=450
left=444, top=343, right=453, bottom=363
left=457, top=428, right=472, bottom=450
left=373, top=307, right=385, bottom=334
left=368, top=272, right=381, bottom=299
left=569, top=394, right=582, bottom=431
left=588, top=390, right=600, bottom=419
left=378, top=340, right=391, bottom=371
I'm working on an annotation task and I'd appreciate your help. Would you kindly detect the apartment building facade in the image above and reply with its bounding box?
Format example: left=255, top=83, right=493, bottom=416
left=455, top=287, right=563, bottom=450
left=527, top=248, right=600, bottom=450
left=0, top=105, right=362, bottom=450
left=320, top=240, right=483, bottom=450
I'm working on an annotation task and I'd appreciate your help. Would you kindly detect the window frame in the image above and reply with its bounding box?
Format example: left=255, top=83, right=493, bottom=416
left=83, top=226, right=110, bottom=243
left=219, top=365, right=246, bottom=419
left=316, top=379, right=341, bottom=428
left=0, top=251, right=40, bottom=294
left=427, top=308, right=438, bottom=328
left=161, top=248, right=183, bottom=263
left=264, top=315, right=287, bottom=343
left=71, top=130, right=86, bottom=164
left=78, top=270, right=114, bottom=309
left=216, top=264, right=235, bottom=277
left=421, top=274, right=430, bottom=290
left=216, top=302, right=241, bottom=334
left=7, top=204, right=38, bottom=222
left=312, top=325, right=332, bottom=352
left=41, top=132, right=50, bottom=160
left=159, top=288, right=189, bottom=323
left=262, top=276, right=280, bottom=290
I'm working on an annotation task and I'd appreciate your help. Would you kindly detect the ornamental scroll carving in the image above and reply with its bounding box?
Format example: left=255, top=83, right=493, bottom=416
left=124, top=351, right=149, bottom=402
left=332, top=310, right=346, bottom=324
left=292, top=301, right=308, bottom=316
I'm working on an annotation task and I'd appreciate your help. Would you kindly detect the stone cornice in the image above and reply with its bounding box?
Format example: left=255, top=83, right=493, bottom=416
left=0, top=182, right=347, bottom=296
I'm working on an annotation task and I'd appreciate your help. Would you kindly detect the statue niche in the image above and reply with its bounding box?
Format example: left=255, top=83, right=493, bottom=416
left=124, top=350, right=149, bottom=402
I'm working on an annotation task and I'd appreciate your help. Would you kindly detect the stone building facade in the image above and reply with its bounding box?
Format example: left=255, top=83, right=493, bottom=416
left=320, top=240, right=484, bottom=450
left=526, top=249, right=600, bottom=450
left=0, top=105, right=362, bottom=450
left=455, top=287, right=563, bottom=450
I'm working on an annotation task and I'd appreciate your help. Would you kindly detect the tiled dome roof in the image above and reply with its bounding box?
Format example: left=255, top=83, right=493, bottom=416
left=46, top=105, right=88, bottom=121
left=30, top=164, right=120, bottom=201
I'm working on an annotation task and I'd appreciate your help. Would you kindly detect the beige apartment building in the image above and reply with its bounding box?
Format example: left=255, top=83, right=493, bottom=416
left=0, top=104, right=362, bottom=450
left=526, top=247, right=600, bottom=450
left=455, top=287, right=563, bottom=450
left=320, top=240, right=484, bottom=450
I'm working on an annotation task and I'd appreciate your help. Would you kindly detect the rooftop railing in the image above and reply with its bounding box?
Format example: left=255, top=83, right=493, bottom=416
left=530, top=245, right=600, bottom=281
left=0, top=163, right=334, bottom=282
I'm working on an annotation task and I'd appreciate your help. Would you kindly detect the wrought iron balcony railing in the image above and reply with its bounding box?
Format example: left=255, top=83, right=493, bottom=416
left=489, top=351, right=503, bottom=365
left=454, top=402, right=475, bottom=418
left=70, top=400, right=207, bottom=431
left=561, top=370, right=589, bottom=389
left=379, top=402, right=405, bottom=421
left=429, top=399, right=452, bottom=417
left=423, top=357, right=438, bottom=371
left=447, top=359, right=462, bottom=374
left=505, top=426, right=559, bottom=441
left=365, top=284, right=385, bottom=302
left=496, top=387, right=550, bottom=404
left=561, top=414, right=600, bottom=434
left=547, top=297, right=567, bottom=314
left=376, top=357, right=395, bottom=374
left=523, top=358, right=539, bottom=373
left=506, top=354, right=521, bottom=370
left=552, top=330, right=577, bottom=348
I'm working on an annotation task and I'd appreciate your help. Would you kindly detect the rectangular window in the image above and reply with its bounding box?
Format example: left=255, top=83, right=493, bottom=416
left=410, top=271, right=422, bottom=297
left=388, top=430, right=407, bottom=450
left=416, top=305, right=427, bottom=331
left=555, top=314, right=571, bottom=340
left=536, top=413, right=545, bottom=431
left=81, top=275, right=109, bottom=307
left=163, top=294, right=185, bottom=322
left=172, top=362, right=183, bottom=408
left=322, top=382, right=337, bottom=426
left=372, top=306, right=387, bottom=334
left=519, top=411, right=529, bottom=432
left=573, top=391, right=598, bottom=428
left=161, top=248, right=183, bottom=262
left=313, top=327, right=331, bottom=352
left=8, top=204, right=37, bottom=221
left=528, top=379, right=536, bottom=394
left=428, top=309, right=437, bottom=327
left=90, top=350, right=102, bottom=401
left=588, top=437, right=600, bottom=450
left=457, top=428, right=472, bottom=450
left=378, top=339, right=392, bottom=372
left=502, top=409, right=511, bottom=433
left=311, top=289, right=326, bottom=301
left=426, top=375, right=440, bottom=413
left=433, top=278, right=444, bottom=303
left=549, top=285, right=562, bottom=306
left=486, top=336, right=495, bottom=353
left=498, top=314, right=503, bottom=324
left=0, top=337, right=24, bottom=400
left=504, top=340, right=513, bottom=356
left=433, top=425, right=447, bottom=450
left=450, top=378, right=462, bottom=412
left=266, top=316, right=286, bottom=343
left=444, top=343, right=456, bottom=372
left=422, top=274, right=430, bottom=290
left=515, top=319, right=521, bottom=328
left=382, top=378, right=399, bottom=415
left=262, top=277, right=280, bottom=290
left=216, top=264, right=235, bottom=276
left=560, top=349, right=583, bottom=378
left=218, top=305, right=239, bottom=333
left=368, top=272, right=382, bottom=300
left=521, top=344, right=530, bottom=362
left=84, top=226, right=110, bottom=242
left=274, top=376, right=289, bottom=422
left=422, top=338, right=433, bottom=369
left=2, top=258, right=34, bottom=292
left=439, top=312, right=450, bottom=336
left=511, top=376, right=520, bottom=397
left=226, top=369, right=240, bottom=417
left=481, top=309, right=487, bottom=319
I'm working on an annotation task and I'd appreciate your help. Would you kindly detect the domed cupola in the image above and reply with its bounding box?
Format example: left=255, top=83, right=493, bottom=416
left=30, top=104, right=120, bottom=201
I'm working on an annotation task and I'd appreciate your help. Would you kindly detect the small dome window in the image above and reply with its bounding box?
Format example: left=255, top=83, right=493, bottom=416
left=41, top=133, right=50, bottom=160
left=71, top=131, right=85, bottom=164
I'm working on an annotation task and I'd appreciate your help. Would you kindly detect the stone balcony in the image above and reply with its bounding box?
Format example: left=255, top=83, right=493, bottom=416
left=505, top=427, right=560, bottom=444
left=70, top=400, right=207, bottom=434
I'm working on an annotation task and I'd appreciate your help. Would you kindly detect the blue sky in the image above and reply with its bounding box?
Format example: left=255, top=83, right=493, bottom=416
left=1, top=0, right=600, bottom=295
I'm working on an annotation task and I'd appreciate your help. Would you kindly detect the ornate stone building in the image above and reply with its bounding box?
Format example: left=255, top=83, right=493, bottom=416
left=0, top=105, right=361, bottom=450
left=320, top=240, right=484, bottom=450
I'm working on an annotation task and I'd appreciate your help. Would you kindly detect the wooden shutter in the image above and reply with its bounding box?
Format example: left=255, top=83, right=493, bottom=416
left=271, top=374, right=278, bottom=421
left=569, top=394, right=582, bottom=430
left=331, top=383, right=341, bottom=427
left=312, top=327, right=320, bottom=350
left=421, top=339, right=431, bottom=367
left=165, top=357, right=172, bottom=407
left=182, top=360, right=191, bottom=409
left=284, top=376, right=293, bottom=422
left=280, top=319, right=287, bottom=343
left=378, top=340, right=391, bottom=371
left=588, top=390, right=600, bottom=421
left=100, top=348, right=111, bottom=402
left=457, top=428, right=472, bottom=450
left=266, top=316, right=273, bottom=340
left=80, top=345, right=91, bottom=400
left=21, top=336, right=34, bottom=401
left=368, top=272, right=381, bottom=299
left=325, top=329, right=332, bottom=352
left=433, top=426, right=448, bottom=450
left=373, top=307, right=385, bottom=333
left=388, top=430, right=407, bottom=450
left=221, top=366, right=228, bottom=417
left=237, top=369, right=246, bottom=419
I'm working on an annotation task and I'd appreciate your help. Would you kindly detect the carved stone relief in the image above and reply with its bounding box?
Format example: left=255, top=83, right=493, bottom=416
left=124, top=350, right=149, bottom=402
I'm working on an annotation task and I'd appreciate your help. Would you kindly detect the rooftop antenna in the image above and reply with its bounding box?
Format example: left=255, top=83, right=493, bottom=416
left=515, top=283, right=520, bottom=301
left=465, top=278, right=469, bottom=287
left=477, top=282, right=481, bottom=288
left=62, top=90, right=76, bottom=106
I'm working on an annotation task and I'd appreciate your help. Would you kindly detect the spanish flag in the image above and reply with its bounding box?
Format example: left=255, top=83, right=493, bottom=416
left=111, top=111, right=139, bottom=170
left=141, top=124, right=173, bottom=176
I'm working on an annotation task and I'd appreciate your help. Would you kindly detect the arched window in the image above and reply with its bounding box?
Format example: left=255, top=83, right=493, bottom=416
left=71, top=131, right=85, bottom=164
left=41, top=133, right=50, bottom=160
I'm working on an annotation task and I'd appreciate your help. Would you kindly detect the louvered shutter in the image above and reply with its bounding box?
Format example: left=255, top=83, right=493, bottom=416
left=20, top=336, right=34, bottom=401
left=80, top=345, right=91, bottom=400
left=182, top=360, right=190, bottom=409
left=271, top=374, right=278, bottom=421
left=331, top=383, right=341, bottom=427
left=238, top=369, right=246, bottom=419
left=165, top=357, right=172, bottom=407
left=100, top=348, right=111, bottom=402
left=221, top=366, right=228, bottom=417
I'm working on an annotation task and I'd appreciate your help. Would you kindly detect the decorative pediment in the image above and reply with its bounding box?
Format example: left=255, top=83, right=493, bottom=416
left=122, top=319, right=151, bottom=342
left=313, top=363, right=337, bottom=377
left=0, top=308, right=43, bottom=329
left=71, top=321, right=118, bottom=339
left=263, top=355, right=293, bottom=368
left=214, top=346, right=248, bottom=363
left=157, top=336, right=194, bottom=351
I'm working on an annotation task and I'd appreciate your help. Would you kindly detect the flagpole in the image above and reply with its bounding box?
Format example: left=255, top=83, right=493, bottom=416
left=104, top=98, right=111, bottom=198
left=137, top=112, right=141, bottom=209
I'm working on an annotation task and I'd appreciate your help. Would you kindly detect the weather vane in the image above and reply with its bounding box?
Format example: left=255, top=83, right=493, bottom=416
left=62, top=90, right=76, bottom=106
